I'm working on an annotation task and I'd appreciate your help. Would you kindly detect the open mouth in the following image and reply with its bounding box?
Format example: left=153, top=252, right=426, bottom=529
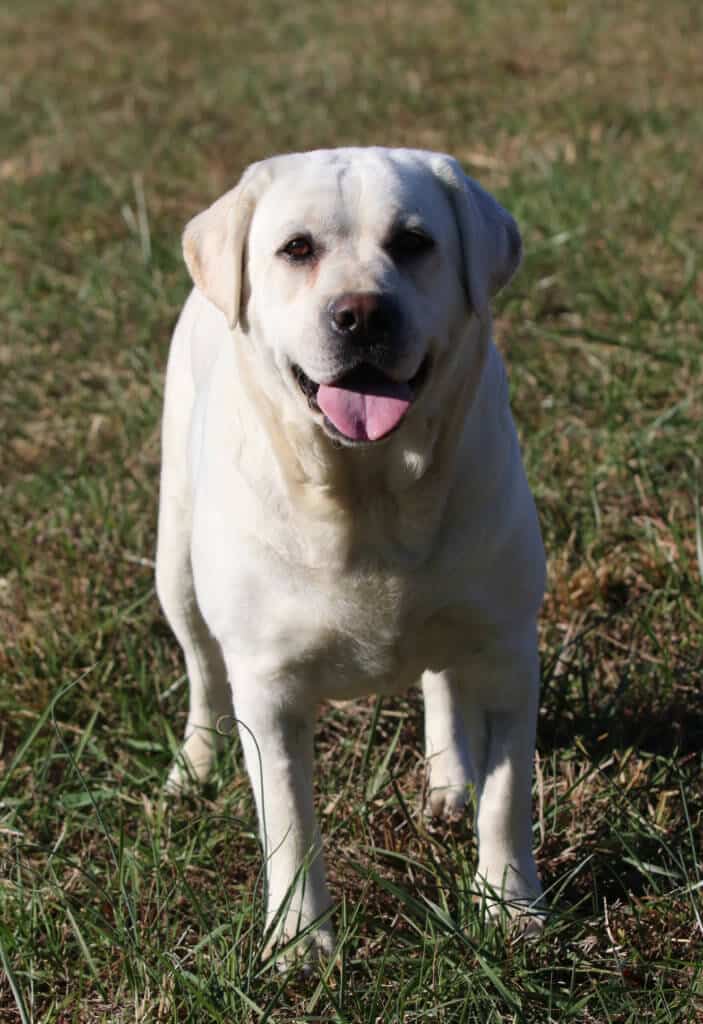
left=292, top=358, right=430, bottom=443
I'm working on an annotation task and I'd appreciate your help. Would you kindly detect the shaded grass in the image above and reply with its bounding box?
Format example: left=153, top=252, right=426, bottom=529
left=2, top=0, right=703, bottom=1020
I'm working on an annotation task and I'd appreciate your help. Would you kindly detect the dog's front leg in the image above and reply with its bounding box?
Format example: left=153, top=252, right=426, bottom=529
left=466, top=635, right=544, bottom=926
left=422, top=670, right=473, bottom=820
left=233, top=684, right=334, bottom=965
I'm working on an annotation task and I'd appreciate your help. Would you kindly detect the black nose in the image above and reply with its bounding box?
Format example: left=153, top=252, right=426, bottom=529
left=329, top=292, right=399, bottom=341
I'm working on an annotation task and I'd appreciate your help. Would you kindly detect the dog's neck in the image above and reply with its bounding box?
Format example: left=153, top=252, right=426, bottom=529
left=231, top=324, right=493, bottom=570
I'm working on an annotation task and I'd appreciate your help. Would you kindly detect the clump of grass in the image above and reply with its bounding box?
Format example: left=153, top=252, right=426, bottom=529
left=2, top=0, right=702, bottom=1020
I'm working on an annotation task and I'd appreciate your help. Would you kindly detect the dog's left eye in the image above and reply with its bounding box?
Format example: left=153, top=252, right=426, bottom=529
left=387, top=229, right=435, bottom=261
left=280, top=236, right=315, bottom=261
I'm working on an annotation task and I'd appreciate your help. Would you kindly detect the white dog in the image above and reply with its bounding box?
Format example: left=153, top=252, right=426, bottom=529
left=156, top=147, right=546, bottom=962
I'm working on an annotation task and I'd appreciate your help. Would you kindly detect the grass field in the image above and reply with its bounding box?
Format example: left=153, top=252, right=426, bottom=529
left=2, top=0, right=703, bottom=1020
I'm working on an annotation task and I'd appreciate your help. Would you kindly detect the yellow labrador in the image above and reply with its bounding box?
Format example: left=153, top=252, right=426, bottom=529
left=156, top=148, right=545, bottom=962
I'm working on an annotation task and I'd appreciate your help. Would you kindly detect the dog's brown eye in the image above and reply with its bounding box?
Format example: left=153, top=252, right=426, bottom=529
left=388, top=229, right=435, bottom=261
left=281, top=236, right=314, bottom=261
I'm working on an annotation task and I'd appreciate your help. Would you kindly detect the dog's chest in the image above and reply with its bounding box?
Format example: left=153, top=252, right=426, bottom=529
left=271, top=577, right=468, bottom=698
left=298, top=569, right=449, bottom=697
left=195, top=539, right=469, bottom=698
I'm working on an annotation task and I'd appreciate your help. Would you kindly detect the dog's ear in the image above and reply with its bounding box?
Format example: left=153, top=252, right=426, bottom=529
left=182, top=161, right=271, bottom=328
left=431, top=155, right=522, bottom=322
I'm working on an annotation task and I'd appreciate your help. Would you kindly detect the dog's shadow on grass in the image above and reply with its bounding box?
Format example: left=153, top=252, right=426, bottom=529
left=538, top=672, right=703, bottom=758
left=538, top=611, right=703, bottom=758
left=534, top=615, right=702, bottom=909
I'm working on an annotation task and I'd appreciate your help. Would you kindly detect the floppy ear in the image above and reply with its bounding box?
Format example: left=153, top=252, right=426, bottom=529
left=182, top=161, right=270, bottom=328
left=431, top=155, right=522, bottom=322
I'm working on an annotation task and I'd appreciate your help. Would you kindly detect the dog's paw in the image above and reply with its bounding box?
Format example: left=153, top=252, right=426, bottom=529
left=474, top=862, right=546, bottom=938
left=423, top=751, right=471, bottom=821
left=163, top=760, right=200, bottom=797
left=507, top=907, right=546, bottom=940
left=263, top=920, right=336, bottom=974
left=480, top=892, right=546, bottom=938
left=163, top=730, right=220, bottom=795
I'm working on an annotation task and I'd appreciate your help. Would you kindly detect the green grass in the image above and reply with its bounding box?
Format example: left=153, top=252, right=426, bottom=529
left=2, top=0, right=703, bottom=1020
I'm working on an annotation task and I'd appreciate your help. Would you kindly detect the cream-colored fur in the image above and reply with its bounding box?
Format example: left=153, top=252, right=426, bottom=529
left=156, top=148, right=546, bottom=963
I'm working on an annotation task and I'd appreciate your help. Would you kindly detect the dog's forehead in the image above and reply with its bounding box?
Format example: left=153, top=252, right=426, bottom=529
left=251, top=150, right=452, bottom=242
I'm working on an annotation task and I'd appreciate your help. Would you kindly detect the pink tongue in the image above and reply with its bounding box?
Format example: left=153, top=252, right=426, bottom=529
left=317, top=378, right=412, bottom=442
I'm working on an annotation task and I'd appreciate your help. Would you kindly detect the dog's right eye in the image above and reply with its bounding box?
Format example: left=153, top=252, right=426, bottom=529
left=387, top=228, right=435, bottom=262
left=280, top=236, right=315, bottom=261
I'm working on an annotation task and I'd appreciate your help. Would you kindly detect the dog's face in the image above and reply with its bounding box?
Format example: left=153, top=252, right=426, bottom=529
left=183, top=148, right=521, bottom=446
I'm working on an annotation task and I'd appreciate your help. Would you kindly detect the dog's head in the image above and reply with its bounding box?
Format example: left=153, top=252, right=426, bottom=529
left=183, top=148, right=521, bottom=447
